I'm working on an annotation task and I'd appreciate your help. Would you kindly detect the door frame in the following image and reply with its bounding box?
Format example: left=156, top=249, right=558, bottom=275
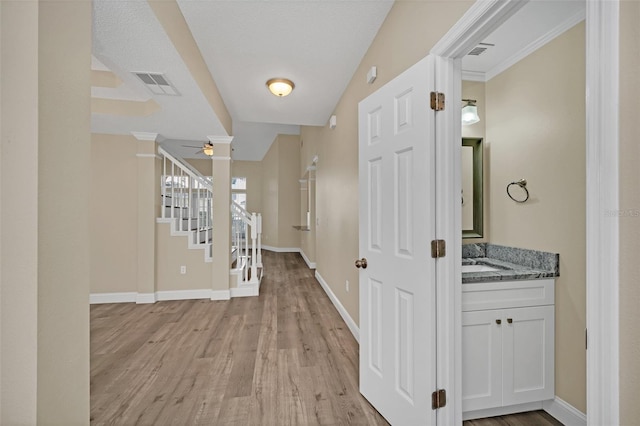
left=428, top=1, right=619, bottom=424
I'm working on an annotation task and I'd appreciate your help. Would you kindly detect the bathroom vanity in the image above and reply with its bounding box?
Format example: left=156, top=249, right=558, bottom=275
left=461, top=244, right=559, bottom=420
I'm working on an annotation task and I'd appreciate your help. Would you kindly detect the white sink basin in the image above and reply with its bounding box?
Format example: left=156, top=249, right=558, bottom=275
left=461, top=264, right=501, bottom=273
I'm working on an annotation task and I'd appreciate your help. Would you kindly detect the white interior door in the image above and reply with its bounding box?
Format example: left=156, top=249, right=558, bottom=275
left=358, top=55, right=437, bottom=425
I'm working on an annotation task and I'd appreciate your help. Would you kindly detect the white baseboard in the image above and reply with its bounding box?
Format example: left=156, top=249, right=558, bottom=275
left=314, top=271, right=359, bottom=343
left=156, top=289, right=212, bottom=301
left=299, top=249, right=316, bottom=269
left=230, top=285, right=259, bottom=298
left=544, top=397, right=587, bottom=426
left=136, top=293, right=157, bottom=304
left=462, top=397, right=586, bottom=425
left=91, top=289, right=233, bottom=304
left=262, top=245, right=300, bottom=253
left=210, top=290, right=231, bottom=301
left=463, top=402, right=544, bottom=421
left=90, top=292, right=137, bottom=304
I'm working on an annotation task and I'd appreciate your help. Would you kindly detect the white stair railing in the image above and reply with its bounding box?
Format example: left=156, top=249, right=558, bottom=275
left=158, top=147, right=213, bottom=255
left=231, top=200, right=262, bottom=284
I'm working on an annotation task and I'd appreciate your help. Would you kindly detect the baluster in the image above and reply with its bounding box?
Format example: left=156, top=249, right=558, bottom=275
left=179, top=168, right=184, bottom=230
left=188, top=175, right=192, bottom=235
left=171, top=162, right=175, bottom=220
left=256, top=213, right=263, bottom=268
left=250, top=212, right=257, bottom=282
left=162, top=156, right=166, bottom=219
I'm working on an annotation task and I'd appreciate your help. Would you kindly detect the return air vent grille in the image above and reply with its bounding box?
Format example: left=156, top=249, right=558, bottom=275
left=134, top=72, right=179, bottom=96
left=467, top=42, right=495, bottom=56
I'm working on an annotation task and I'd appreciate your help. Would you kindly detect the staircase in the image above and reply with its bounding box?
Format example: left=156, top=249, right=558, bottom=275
left=156, top=147, right=263, bottom=294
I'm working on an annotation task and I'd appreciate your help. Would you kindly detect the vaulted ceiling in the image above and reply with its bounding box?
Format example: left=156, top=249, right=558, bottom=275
left=91, top=0, right=585, bottom=161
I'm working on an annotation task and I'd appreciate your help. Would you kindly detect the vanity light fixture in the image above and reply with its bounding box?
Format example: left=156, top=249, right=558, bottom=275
left=266, top=78, right=295, bottom=97
left=461, top=99, right=480, bottom=125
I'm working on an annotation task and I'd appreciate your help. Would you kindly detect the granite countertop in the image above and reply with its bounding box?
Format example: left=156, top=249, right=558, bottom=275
left=462, top=243, right=560, bottom=284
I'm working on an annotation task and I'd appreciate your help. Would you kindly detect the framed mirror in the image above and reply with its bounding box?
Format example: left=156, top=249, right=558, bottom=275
left=462, top=137, right=483, bottom=238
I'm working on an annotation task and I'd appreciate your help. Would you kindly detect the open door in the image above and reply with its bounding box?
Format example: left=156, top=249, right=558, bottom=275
left=357, top=55, right=438, bottom=425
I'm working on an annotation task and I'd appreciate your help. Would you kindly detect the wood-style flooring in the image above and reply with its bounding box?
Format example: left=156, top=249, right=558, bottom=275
left=90, top=251, right=563, bottom=426
left=90, top=251, right=388, bottom=425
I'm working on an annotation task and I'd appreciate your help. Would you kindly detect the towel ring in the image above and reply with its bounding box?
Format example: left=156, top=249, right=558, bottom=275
left=507, top=179, right=529, bottom=203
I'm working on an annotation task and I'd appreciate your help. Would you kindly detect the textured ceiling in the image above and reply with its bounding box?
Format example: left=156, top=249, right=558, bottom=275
left=91, top=0, right=584, bottom=161
left=176, top=0, right=395, bottom=127
left=92, top=0, right=227, bottom=141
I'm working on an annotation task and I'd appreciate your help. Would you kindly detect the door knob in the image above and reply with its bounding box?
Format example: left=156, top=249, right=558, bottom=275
left=355, top=258, right=368, bottom=269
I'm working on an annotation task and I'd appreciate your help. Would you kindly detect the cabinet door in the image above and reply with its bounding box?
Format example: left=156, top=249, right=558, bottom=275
left=502, top=305, right=555, bottom=406
left=462, top=310, right=503, bottom=412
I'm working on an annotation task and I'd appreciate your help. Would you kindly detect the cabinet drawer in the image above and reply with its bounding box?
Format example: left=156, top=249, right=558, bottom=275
left=462, top=279, right=554, bottom=311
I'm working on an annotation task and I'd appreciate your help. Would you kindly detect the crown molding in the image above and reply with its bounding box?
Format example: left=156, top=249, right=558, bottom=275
left=131, top=131, right=158, bottom=141
left=207, top=135, right=234, bottom=144
left=461, top=70, right=486, bottom=82
left=485, top=8, right=585, bottom=81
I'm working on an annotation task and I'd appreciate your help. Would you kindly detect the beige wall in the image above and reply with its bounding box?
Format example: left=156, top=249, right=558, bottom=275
left=1, top=2, right=39, bottom=422
left=38, top=1, right=91, bottom=422
left=277, top=135, right=301, bottom=248
left=260, top=134, right=301, bottom=249
left=299, top=128, right=320, bottom=264
left=186, top=158, right=212, bottom=176
left=90, top=134, right=138, bottom=294
left=619, top=1, right=640, bottom=422
left=155, top=223, right=213, bottom=291
left=303, top=0, right=473, bottom=325
left=461, top=80, right=489, bottom=244
left=232, top=160, right=263, bottom=215
left=485, top=23, right=586, bottom=412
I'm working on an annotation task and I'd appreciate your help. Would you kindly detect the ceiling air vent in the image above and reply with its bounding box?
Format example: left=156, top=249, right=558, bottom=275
left=467, top=42, right=495, bottom=56
left=134, top=72, right=179, bottom=96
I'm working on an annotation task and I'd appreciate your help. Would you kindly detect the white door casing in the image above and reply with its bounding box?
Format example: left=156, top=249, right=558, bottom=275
left=358, top=55, right=437, bottom=425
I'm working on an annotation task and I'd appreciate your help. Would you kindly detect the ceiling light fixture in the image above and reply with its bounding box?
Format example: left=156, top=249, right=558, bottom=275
left=202, top=142, right=214, bottom=156
left=266, top=78, right=295, bottom=97
left=461, top=99, right=480, bottom=125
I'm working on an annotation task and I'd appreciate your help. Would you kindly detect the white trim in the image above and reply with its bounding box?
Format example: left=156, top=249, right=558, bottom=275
left=89, top=292, right=136, bottom=304
left=131, top=131, right=158, bottom=141
left=207, top=135, right=233, bottom=144
left=314, top=271, right=359, bottom=343
left=463, top=402, right=543, bottom=421
left=135, top=153, right=161, bottom=159
left=543, top=397, right=587, bottom=426
left=299, top=250, right=316, bottom=269
left=461, top=70, right=486, bottom=82
left=156, top=289, right=212, bottom=301
left=585, top=0, right=620, bottom=424
left=211, top=156, right=231, bottom=161
left=136, top=293, right=157, bottom=304
left=431, top=0, right=529, bottom=58
left=306, top=165, right=316, bottom=172
left=262, top=245, right=300, bottom=253
left=434, top=54, right=463, bottom=426
left=230, top=285, right=259, bottom=298
left=210, top=290, right=231, bottom=301
left=485, top=8, right=585, bottom=81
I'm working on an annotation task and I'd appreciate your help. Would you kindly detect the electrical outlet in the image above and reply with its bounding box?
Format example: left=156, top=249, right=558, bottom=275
left=346, top=280, right=350, bottom=292
left=180, top=266, right=187, bottom=274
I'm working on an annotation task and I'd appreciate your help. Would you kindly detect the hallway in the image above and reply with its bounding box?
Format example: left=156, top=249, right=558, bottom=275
left=90, top=251, right=388, bottom=425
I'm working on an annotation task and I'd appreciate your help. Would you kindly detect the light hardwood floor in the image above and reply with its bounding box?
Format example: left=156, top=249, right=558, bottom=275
left=91, top=251, right=388, bottom=425
left=90, top=251, right=562, bottom=426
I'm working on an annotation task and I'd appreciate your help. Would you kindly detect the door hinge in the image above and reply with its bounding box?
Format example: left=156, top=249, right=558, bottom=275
left=432, top=389, right=447, bottom=409
left=430, top=92, right=445, bottom=111
left=431, top=239, right=446, bottom=258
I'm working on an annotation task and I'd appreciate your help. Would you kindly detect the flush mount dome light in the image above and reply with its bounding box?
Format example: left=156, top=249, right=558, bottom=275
left=461, top=99, right=480, bottom=125
left=266, top=78, right=295, bottom=97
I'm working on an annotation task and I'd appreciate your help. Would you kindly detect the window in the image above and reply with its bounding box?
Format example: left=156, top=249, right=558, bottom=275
left=232, top=177, right=247, bottom=209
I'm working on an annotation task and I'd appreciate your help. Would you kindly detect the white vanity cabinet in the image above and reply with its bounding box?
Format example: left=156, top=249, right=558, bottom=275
left=462, top=278, right=555, bottom=417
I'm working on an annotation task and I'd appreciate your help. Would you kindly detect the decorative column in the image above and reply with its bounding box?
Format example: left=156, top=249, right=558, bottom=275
left=209, top=135, right=233, bottom=297
left=132, top=132, right=159, bottom=303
